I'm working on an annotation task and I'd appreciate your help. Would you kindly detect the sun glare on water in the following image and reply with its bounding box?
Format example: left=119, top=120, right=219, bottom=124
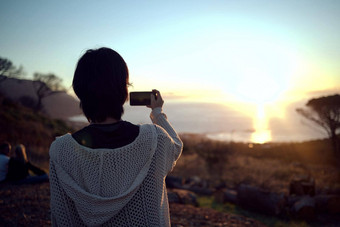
left=236, top=71, right=281, bottom=143
left=179, top=35, right=308, bottom=143
left=251, top=105, right=272, bottom=143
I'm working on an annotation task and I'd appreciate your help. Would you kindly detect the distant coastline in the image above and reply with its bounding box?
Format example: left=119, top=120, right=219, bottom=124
left=69, top=102, right=326, bottom=143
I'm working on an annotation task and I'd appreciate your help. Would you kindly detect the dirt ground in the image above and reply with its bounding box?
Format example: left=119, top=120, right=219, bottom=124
left=0, top=181, right=266, bottom=227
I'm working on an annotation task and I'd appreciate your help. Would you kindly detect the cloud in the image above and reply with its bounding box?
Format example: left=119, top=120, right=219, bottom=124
left=306, top=88, right=340, bottom=97
left=162, top=92, right=188, bottom=100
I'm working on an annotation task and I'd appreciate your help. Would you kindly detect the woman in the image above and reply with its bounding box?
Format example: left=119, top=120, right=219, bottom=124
left=6, top=144, right=48, bottom=183
left=49, top=47, right=183, bottom=226
left=0, top=142, right=11, bottom=182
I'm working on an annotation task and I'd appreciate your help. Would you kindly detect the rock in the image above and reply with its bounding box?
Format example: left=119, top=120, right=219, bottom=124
left=291, top=162, right=305, bottom=169
left=167, top=191, right=181, bottom=204
left=287, top=195, right=302, bottom=208
left=166, top=176, right=184, bottom=189
left=315, top=195, right=340, bottom=214
left=185, top=176, right=210, bottom=188
left=214, top=189, right=237, bottom=204
left=315, top=195, right=330, bottom=213
left=185, top=176, right=201, bottom=185
left=291, top=196, right=315, bottom=220
left=183, top=185, right=213, bottom=196
left=168, top=189, right=198, bottom=207
left=328, top=195, right=340, bottom=214
left=166, top=176, right=213, bottom=196
left=215, top=182, right=227, bottom=191
left=237, top=184, right=286, bottom=216
left=289, top=175, right=315, bottom=196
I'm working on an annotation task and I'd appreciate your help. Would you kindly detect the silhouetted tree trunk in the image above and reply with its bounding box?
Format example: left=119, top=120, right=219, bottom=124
left=330, top=129, right=340, bottom=159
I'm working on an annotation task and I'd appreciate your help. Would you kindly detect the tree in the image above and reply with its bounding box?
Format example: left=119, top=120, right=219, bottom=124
left=33, top=73, right=66, bottom=111
left=0, top=57, right=24, bottom=83
left=296, top=94, right=340, bottom=157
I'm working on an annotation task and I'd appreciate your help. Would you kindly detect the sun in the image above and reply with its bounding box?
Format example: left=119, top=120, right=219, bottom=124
left=236, top=72, right=282, bottom=105
left=230, top=39, right=300, bottom=105
left=217, top=37, right=304, bottom=143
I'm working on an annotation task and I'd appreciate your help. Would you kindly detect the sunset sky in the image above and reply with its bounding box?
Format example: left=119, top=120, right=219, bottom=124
left=1, top=0, right=340, bottom=143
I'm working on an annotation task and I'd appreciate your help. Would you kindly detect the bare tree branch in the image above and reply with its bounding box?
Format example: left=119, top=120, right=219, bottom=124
left=33, top=73, right=66, bottom=111
left=0, top=57, right=24, bottom=83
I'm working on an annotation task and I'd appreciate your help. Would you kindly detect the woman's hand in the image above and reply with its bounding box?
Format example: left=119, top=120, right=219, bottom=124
left=147, top=89, right=164, bottom=110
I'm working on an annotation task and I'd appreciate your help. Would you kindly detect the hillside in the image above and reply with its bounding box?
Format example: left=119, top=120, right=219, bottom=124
left=0, top=91, right=269, bottom=226
left=0, top=93, right=73, bottom=167
left=1, top=91, right=339, bottom=226
left=0, top=76, right=82, bottom=120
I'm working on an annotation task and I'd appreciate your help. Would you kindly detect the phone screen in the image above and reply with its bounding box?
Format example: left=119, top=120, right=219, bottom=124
left=129, top=92, right=152, bottom=106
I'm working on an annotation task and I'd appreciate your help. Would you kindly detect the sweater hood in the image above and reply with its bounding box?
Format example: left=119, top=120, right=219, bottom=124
left=50, top=124, right=157, bottom=226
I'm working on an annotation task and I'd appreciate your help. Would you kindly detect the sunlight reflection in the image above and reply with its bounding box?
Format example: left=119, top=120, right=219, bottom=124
left=251, top=105, right=272, bottom=143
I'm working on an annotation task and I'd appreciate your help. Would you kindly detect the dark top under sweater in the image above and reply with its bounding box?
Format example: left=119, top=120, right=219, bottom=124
left=72, top=121, right=140, bottom=149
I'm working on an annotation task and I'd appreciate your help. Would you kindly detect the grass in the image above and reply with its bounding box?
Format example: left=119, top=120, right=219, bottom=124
left=172, top=134, right=340, bottom=194
left=172, top=134, right=340, bottom=226
left=197, top=196, right=313, bottom=227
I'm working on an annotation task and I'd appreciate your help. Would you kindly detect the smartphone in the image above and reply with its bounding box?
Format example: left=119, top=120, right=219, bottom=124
left=129, top=91, right=155, bottom=106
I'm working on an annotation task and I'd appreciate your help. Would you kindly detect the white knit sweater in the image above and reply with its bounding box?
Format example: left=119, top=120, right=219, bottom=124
left=49, top=108, right=183, bottom=226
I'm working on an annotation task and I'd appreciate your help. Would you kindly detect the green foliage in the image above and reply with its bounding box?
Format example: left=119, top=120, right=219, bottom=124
left=197, top=196, right=312, bottom=227
left=197, top=196, right=214, bottom=207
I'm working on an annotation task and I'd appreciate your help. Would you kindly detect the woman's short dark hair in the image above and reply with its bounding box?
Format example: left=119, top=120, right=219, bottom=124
left=73, top=47, right=129, bottom=123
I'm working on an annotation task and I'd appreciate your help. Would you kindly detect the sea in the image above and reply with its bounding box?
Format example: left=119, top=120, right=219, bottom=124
left=69, top=102, right=327, bottom=143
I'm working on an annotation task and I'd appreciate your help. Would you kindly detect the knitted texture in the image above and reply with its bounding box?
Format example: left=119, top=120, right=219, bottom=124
left=49, top=109, right=183, bottom=226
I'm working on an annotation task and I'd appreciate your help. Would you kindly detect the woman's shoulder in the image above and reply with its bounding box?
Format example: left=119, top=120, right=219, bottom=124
left=51, top=133, right=72, bottom=146
left=139, top=124, right=170, bottom=140
left=49, top=133, right=73, bottom=158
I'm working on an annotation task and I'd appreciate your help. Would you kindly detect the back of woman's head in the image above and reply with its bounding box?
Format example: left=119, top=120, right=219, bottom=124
left=73, top=47, right=130, bottom=123
left=15, top=144, right=28, bottom=163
